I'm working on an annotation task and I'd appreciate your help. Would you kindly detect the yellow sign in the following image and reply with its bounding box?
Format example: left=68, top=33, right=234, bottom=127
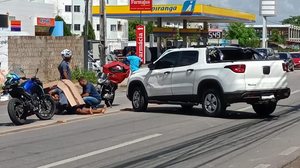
left=92, top=4, right=256, bottom=23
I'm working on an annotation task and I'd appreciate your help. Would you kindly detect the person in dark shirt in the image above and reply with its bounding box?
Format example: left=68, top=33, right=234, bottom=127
left=78, top=77, right=102, bottom=109
left=58, top=49, right=72, bottom=80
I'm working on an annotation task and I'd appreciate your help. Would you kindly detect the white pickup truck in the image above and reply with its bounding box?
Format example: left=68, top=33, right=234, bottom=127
left=127, top=47, right=291, bottom=117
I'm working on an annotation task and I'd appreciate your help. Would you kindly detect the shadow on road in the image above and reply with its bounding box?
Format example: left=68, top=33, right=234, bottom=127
left=121, top=107, right=259, bottom=120
left=0, top=119, right=39, bottom=127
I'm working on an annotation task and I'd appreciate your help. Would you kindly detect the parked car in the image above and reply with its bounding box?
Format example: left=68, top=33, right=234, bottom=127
left=290, top=52, right=300, bottom=69
left=127, top=47, right=290, bottom=117
left=256, top=48, right=277, bottom=60
left=278, top=52, right=294, bottom=71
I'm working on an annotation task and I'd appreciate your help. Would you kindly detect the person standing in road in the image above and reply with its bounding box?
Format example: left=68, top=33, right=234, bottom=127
left=58, top=49, right=72, bottom=80
left=126, top=50, right=142, bottom=73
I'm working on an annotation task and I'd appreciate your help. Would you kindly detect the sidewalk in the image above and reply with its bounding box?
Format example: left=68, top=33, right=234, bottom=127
left=0, top=90, right=130, bottom=135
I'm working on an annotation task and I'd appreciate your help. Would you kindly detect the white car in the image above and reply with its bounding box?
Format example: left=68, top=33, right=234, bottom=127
left=127, top=47, right=291, bottom=117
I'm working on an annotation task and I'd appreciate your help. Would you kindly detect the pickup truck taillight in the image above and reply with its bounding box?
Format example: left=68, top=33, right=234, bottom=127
left=225, top=64, right=246, bottom=73
left=282, top=63, right=288, bottom=72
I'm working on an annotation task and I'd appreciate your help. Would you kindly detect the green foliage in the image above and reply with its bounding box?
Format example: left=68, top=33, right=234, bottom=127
left=282, top=16, right=300, bottom=26
left=55, top=15, right=72, bottom=36
left=72, top=67, right=97, bottom=84
left=225, top=23, right=260, bottom=48
left=128, top=20, right=154, bottom=41
left=176, top=28, right=182, bottom=40
left=82, top=21, right=96, bottom=40
left=270, top=29, right=285, bottom=44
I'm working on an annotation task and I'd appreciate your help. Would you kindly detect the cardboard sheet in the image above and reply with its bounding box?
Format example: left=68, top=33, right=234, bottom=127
left=44, top=80, right=85, bottom=107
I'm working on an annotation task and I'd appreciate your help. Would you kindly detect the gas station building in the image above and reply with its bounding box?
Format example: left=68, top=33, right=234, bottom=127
left=92, top=1, right=255, bottom=61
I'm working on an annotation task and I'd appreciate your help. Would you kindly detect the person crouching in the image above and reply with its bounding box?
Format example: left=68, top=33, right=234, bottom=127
left=77, top=77, right=106, bottom=114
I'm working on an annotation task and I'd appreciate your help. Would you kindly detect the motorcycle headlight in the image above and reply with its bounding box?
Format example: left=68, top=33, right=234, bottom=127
left=98, top=79, right=105, bottom=84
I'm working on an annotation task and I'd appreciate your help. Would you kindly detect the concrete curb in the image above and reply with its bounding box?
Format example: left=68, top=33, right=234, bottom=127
left=0, top=108, right=124, bottom=136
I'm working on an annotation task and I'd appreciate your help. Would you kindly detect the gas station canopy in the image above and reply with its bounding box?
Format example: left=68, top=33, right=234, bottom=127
left=92, top=3, right=256, bottom=23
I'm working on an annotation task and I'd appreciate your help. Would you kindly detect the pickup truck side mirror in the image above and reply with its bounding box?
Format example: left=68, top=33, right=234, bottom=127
left=148, top=63, right=155, bottom=70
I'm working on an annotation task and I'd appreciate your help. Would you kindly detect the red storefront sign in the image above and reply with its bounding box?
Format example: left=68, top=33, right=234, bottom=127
left=11, top=20, right=21, bottom=31
left=130, top=0, right=152, bottom=11
left=136, top=25, right=145, bottom=63
left=37, top=17, right=55, bottom=27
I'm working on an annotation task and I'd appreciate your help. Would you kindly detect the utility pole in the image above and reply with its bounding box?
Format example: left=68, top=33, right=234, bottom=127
left=71, top=0, right=74, bottom=33
left=83, top=0, right=90, bottom=70
left=85, top=0, right=89, bottom=37
left=260, top=0, right=276, bottom=48
left=262, top=16, right=267, bottom=48
left=99, top=0, right=107, bottom=66
left=89, top=0, right=93, bottom=24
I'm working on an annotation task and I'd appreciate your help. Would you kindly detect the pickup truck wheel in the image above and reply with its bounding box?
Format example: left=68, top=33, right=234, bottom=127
left=202, top=89, right=226, bottom=117
left=252, top=102, right=277, bottom=117
left=131, top=87, right=148, bottom=112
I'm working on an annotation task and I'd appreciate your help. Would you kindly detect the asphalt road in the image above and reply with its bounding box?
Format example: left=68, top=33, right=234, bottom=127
left=1, top=72, right=300, bottom=168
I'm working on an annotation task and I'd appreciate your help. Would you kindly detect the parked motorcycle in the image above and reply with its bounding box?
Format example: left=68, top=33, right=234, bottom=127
left=95, top=61, right=130, bottom=107
left=3, top=68, right=55, bottom=125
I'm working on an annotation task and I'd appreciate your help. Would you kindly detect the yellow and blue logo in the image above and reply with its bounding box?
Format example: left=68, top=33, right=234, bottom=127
left=181, top=0, right=196, bottom=15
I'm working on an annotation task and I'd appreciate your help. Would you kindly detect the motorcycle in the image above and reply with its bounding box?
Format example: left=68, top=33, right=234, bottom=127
left=3, top=68, right=55, bottom=125
left=95, top=61, right=130, bottom=107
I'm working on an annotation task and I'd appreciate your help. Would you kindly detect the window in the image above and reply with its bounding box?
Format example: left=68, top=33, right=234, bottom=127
left=117, top=22, right=123, bottom=31
left=96, top=24, right=100, bottom=31
left=279, top=53, right=288, bottom=60
left=155, top=52, right=180, bottom=69
left=65, top=5, right=71, bottom=12
left=207, top=48, right=260, bottom=63
left=178, top=51, right=198, bottom=66
left=110, top=24, right=117, bottom=31
left=74, top=24, right=80, bottom=31
left=74, top=5, right=80, bottom=12
left=291, top=53, right=300, bottom=58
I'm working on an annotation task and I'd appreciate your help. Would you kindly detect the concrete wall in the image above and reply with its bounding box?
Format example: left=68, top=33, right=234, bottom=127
left=8, top=36, right=84, bottom=83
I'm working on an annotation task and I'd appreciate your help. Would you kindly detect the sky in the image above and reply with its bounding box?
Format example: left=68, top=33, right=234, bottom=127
left=155, top=0, right=299, bottom=24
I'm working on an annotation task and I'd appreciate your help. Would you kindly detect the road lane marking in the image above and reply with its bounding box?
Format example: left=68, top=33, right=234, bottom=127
left=236, top=89, right=300, bottom=112
left=279, top=146, right=300, bottom=156
left=37, top=133, right=162, bottom=168
left=254, top=164, right=271, bottom=168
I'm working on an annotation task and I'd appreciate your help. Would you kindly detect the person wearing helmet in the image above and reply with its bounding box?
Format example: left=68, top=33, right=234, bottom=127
left=58, top=49, right=72, bottom=80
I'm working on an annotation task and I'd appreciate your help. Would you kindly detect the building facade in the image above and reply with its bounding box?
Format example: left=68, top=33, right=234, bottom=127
left=247, top=24, right=300, bottom=44
left=92, top=0, right=129, bottom=52
left=43, top=0, right=86, bottom=35
left=0, top=0, right=55, bottom=36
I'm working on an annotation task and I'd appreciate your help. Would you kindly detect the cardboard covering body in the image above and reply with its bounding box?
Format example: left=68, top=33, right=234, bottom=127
left=44, top=80, right=85, bottom=107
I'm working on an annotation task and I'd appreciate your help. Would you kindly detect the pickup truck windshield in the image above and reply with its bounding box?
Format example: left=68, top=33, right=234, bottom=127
left=207, top=48, right=263, bottom=63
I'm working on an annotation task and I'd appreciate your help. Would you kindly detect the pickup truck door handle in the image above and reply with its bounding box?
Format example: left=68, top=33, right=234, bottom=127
left=164, top=71, right=171, bottom=75
left=187, top=69, right=194, bottom=72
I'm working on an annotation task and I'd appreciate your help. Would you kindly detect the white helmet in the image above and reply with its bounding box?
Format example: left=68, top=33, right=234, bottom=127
left=61, top=49, right=72, bottom=58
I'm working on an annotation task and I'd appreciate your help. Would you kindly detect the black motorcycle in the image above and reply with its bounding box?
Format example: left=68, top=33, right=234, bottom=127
left=3, top=68, right=55, bottom=125
left=96, top=72, right=117, bottom=107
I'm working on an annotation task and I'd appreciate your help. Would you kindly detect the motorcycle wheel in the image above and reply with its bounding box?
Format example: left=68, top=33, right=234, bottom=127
left=105, top=91, right=115, bottom=107
left=8, top=98, right=27, bottom=125
left=36, top=94, right=56, bottom=120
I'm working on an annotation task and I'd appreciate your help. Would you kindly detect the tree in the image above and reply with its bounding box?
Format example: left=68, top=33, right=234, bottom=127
left=282, top=16, right=300, bottom=26
left=225, top=23, right=260, bottom=48
left=270, top=29, right=285, bottom=44
left=82, top=21, right=96, bottom=40
left=55, top=15, right=72, bottom=36
left=128, top=20, right=154, bottom=41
